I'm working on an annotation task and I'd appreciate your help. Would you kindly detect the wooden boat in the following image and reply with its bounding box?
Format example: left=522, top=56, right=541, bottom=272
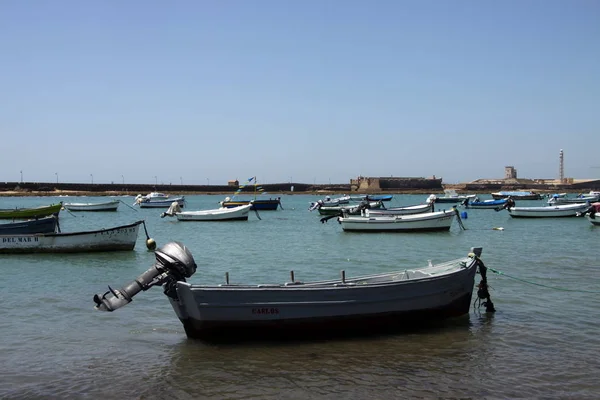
left=0, top=216, right=59, bottom=235
left=365, top=202, right=434, bottom=216
left=309, top=195, right=350, bottom=209
left=349, top=194, right=394, bottom=202
left=313, top=201, right=384, bottom=216
left=63, top=200, right=120, bottom=212
left=430, top=189, right=476, bottom=204
left=506, top=203, right=590, bottom=218
left=93, top=243, right=495, bottom=341
left=0, top=203, right=62, bottom=220
left=220, top=197, right=282, bottom=211
left=0, top=220, right=145, bottom=253
left=221, top=176, right=283, bottom=210
left=462, top=198, right=507, bottom=209
left=491, top=191, right=542, bottom=200
left=337, top=209, right=458, bottom=232
left=547, top=194, right=600, bottom=205
left=135, top=192, right=185, bottom=208
left=161, top=203, right=256, bottom=221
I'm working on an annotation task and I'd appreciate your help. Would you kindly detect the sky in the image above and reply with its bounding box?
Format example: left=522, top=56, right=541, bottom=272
left=1, top=1, right=599, bottom=185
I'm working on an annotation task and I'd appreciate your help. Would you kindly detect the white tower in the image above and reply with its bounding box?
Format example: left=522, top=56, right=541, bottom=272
left=559, top=149, right=564, bottom=183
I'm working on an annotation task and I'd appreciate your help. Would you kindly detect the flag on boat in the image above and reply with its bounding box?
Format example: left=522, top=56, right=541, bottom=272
left=248, top=177, right=255, bottom=182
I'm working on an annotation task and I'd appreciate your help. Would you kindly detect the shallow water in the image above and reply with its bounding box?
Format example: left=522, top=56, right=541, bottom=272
left=1, top=194, right=599, bottom=399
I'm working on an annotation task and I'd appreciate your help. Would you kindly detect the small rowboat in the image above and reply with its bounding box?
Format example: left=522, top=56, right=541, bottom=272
left=63, top=200, right=120, bottom=212
left=0, top=203, right=62, bottom=220
left=93, top=243, right=494, bottom=341
left=507, top=203, right=590, bottom=218
left=0, top=216, right=59, bottom=235
left=0, top=220, right=147, bottom=254
left=338, top=209, right=458, bottom=232
left=162, top=203, right=257, bottom=221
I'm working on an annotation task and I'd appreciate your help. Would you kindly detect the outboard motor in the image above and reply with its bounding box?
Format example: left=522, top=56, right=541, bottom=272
left=93, top=242, right=197, bottom=312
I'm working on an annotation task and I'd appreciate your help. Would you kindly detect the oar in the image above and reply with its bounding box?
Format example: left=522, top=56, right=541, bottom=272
left=119, top=199, right=139, bottom=211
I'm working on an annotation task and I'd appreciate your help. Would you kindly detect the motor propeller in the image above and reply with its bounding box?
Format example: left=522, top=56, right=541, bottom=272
left=93, top=241, right=197, bottom=312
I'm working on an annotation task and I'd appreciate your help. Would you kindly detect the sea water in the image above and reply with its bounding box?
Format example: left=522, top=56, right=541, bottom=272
left=0, top=194, right=599, bottom=399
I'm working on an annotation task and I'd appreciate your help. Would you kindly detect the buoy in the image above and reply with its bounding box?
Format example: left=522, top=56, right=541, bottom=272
left=146, top=237, right=157, bottom=250
left=492, top=227, right=504, bottom=231
left=460, top=211, right=468, bottom=219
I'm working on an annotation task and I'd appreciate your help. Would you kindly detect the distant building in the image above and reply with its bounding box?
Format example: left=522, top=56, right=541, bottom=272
left=350, top=176, right=443, bottom=192
left=505, top=166, right=517, bottom=179
left=227, top=180, right=239, bottom=187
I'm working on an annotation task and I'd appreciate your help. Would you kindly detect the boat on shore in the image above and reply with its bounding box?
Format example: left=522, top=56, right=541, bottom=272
left=93, top=242, right=495, bottom=341
left=0, top=220, right=148, bottom=253
left=64, top=200, right=120, bottom=212
left=0, top=216, right=59, bottom=235
left=0, top=203, right=62, bottom=219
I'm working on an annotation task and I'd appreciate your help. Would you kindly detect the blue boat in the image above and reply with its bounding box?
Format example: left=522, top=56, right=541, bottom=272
left=0, top=215, right=59, bottom=235
left=462, top=198, right=507, bottom=209
left=366, top=194, right=394, bottom=202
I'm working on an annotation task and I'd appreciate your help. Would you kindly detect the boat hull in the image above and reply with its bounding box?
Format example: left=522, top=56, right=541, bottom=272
left=465, top=199, right=507, bottom=209
left=366, top=203, right=433, bottom=216
left=491, top=192, right=542, bottom=200
left=0, top=221, right=142, bottom=253
left=508, top=203, right=590, bottom=218
left=339, top=210, right=455, bottom=232
left=176, top=205, right=251, bottom=221
left=0, top=203, right=62, bottom=219
left=138, top=198, right=185, bottom=208
left=0, top=216, right=58, bottom=235
left=63, top=200, right=120, bottom=212
left=221, top=199, right=280, bottom=210
left=168, top=255, right=479, bottom=340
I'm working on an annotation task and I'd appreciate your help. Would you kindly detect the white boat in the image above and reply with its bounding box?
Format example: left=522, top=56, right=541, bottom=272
left=161, top=203, right=255, bottom=221
left=547, top=194, right=600, bottom=205
left=365, top=202, right=434, bottom=216
left=93, top=242, right=495, bottom=341
left=0, top=220, right=147, bottom=253
left=430, top=189, right=477, bottom=204
left=63, top=200, right=120, bottom=212
left=507, top=203, right=590, bottom=218
left=135, top=192, right=185, bottom=208
left=337, top=209, right=458, bottom=232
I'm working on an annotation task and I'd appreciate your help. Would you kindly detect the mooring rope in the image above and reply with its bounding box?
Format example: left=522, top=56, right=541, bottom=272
left=489, top=267, right=600, bottom=294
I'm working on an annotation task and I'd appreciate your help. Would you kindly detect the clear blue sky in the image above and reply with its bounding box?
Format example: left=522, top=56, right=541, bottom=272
left=1, top=0, right=599, bottom=185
